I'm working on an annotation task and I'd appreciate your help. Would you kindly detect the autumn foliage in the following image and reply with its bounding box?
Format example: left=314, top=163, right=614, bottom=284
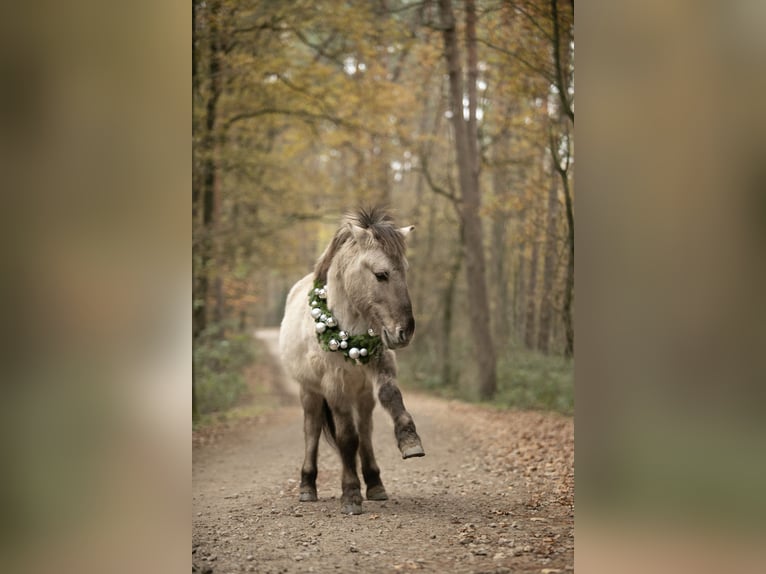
left=193, top=0, right=574, bottom=413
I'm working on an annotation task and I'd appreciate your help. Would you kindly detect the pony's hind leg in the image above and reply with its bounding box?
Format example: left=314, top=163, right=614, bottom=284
left=376, top=352, right=425, bottom=459
left=299, top=388, right=323, bottom=502
left=326, top=402, right=364, bottom=514
left=357, top=390, right=387, bottom=501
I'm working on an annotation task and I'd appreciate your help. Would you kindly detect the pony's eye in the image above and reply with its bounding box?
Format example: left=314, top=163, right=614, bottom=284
left=374, top=271, right=389, bottom=282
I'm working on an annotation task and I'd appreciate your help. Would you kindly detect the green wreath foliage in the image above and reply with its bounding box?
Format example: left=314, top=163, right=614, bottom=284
left=308, top=280, right=383, bottom=364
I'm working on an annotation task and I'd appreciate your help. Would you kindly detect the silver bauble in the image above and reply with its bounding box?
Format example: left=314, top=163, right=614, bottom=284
left=311, top=300, right=319, bottom=307
left=359, top=348, right=368, bottom=357
left=310, top=307, right=322, bottom=319
left=318, top=288, right=327, bottom=299
left=328, top=339, right=339, bottom=351
left=320, top=314, right=328, bottom=322
left=340, top=340, right=348, bottom=349
left=339, top=330, right=349, bottom=341
left=348, top=347, right=360, bottom=360
left=368, top=328, right=376, bottom=336
left=325, top=316, right=336, bottom=327
left=315, top=322, right=327, bottom=333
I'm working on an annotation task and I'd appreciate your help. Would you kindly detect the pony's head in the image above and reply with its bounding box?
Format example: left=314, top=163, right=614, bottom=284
left=315, top=207, right=415, bottom=349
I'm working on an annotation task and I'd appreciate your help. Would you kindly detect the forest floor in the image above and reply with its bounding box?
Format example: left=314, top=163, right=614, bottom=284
left=192, top=328, right=574, bottom=574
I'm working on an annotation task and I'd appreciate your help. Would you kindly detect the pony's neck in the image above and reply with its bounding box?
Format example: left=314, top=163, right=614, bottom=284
left=326, top=269, right=368, bottom=335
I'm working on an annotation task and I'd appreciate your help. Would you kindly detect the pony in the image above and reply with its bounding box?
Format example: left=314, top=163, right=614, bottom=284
left=279, top=207, right=425, bottom=515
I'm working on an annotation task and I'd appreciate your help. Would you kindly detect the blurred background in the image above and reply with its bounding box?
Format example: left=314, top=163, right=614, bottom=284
left=1, top=0, right=765, bottom=572
left=192, top=0, right=575, bottom=421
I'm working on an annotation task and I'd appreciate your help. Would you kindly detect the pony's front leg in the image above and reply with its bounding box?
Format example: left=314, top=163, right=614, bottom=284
left=357, top=389, right=388, bottom=501
left=376, top=352, right=425, bottom=459
left=299, top=388, right=323, bottom=502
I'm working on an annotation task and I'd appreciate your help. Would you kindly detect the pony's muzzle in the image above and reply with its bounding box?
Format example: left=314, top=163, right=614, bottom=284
left=395, top=316, right=415, bottom=346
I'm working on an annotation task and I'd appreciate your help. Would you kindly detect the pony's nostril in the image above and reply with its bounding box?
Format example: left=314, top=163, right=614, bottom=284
left=396, top=327, right=406, bottom=343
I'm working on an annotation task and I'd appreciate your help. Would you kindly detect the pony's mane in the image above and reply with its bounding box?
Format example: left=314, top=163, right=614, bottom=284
left=314, top=207, right=406, bottom=283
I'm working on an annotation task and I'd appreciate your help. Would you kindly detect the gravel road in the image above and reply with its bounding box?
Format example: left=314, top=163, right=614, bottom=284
left=193, top=328, right=574, bottom=574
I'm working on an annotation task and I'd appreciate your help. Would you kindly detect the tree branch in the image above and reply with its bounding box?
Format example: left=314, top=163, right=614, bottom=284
left=475, top=37, right=556, bottom=85
left=223, top=107, right=379, bottom=137
left=290, top=27, right=345, bottom=67
left=416, top=152, right=460, bottom=207
left=550, top=0, right=574, bottom=123
left=511, top=1, right=555, bottom=43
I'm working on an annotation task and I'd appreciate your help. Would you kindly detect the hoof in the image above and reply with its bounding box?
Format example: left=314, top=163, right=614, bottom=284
left=341, top=502, right=363, bottom=515
left=366, top=485, right=388, bottom=501
left=341, top=489, right=363, bottom=514
left=299, top=491, right=317, bottom=502
left=401, top=444, right=425, bottom=459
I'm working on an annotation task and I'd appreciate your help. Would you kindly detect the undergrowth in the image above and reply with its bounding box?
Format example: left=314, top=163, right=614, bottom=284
left=400, top=345, right=573, bottom=415
left=193, top=322, right=255, bottom=419
left=493, top=351, right=573, bottom=414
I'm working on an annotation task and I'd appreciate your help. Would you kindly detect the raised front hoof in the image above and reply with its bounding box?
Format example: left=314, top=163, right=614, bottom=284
left=397, top=426, right=425, bottom=459
left=299, top=490, right=318, bottom=502
left=401, top=444, right=425, bottom=459
left=366, top=485, right=389, bottom=501
left=341, top=501, right=364, bottom=515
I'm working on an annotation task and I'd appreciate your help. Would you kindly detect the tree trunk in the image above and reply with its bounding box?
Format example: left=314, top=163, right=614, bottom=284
left=561, top=170, right=574, bottom=357
left=491, top=205, right=509, bottom=347
left=193, top=0, right=222, bottom=417
left=550, top=0, right=574, bottom=123
left=439, top=0, right=496, bottom=400
left=192, top=0, right=201, bottom=420
left=214, top=275, right=225, bottom=324
left=372, top=135, right=391, bottom=205
left=514, top=245, right=525, bottom=342
left=441, top=238, right=463, bottom=387
left=194, top=0, right=222, bottom=341
left=537, top=173, right=558, bottom=353
left=549, top=0, right=575, bottom=357
left=524, top=237, right=539, bottom=350
left=550, top=123, right=573, bottom=358
left=212, top=128, right=225, bottom=327
left=490, top=129, right=511, bottom=348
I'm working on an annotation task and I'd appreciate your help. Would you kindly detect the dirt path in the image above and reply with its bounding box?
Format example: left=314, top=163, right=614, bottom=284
left=193, top=329, right=574, bottom=574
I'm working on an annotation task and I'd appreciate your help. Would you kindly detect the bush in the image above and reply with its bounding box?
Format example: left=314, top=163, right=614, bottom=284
left=399, top=340, right=573, bottom=415
left=494, top=351, right=573, bottom=414
left=193, top=323, right=255, bottom=416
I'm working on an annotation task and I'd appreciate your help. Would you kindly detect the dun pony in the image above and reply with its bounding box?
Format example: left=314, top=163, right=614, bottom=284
left=279, top=207, right=424, bottom=515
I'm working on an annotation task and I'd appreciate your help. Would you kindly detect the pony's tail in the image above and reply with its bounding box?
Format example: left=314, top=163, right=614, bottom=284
left=321, top=399, right=337, bottom=449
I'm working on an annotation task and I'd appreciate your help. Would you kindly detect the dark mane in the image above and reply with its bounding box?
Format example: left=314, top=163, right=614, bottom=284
left=351, top=206, right=407, bottom=261
left=314, top=207, right=406, bottom=283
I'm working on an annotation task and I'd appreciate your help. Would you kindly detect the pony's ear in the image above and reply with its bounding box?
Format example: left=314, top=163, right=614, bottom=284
left=348, top=223, right=371, bottom=244
left=398, top=225, right=415, bottom=238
